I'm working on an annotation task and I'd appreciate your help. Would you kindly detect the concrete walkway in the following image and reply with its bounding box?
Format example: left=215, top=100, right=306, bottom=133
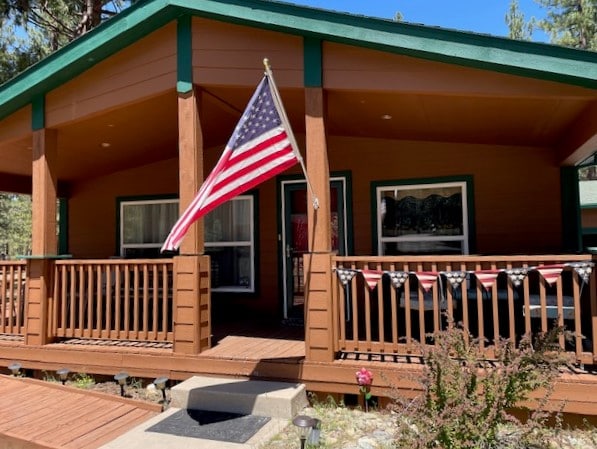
left=101, top=376, right=308, bottom=449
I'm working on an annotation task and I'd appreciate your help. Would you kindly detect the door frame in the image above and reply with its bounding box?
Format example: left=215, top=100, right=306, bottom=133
left=278, top=172, right=352, bottom=320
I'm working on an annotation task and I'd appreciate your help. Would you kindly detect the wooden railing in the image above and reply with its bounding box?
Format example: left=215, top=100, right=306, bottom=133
left=51, top=259, right=174, bottom=342
left=0, top=261, right=27, bottom=335
left=331, top=255, right=597, bottom=365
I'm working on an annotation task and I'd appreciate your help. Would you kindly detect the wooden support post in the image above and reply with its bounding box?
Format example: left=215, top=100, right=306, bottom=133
left=591, top=256, right=597, bottom=363
left=304, top=87, right=334, bottom=362
left=173, top=255, right=211, bottom=354
left=178, top=88, right=204, bottom=255
left=171, top=87, right=211, bottom=354
left=26, top=128, right=58, bottom=345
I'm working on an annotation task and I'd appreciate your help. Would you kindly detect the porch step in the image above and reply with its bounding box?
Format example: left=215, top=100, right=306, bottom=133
left=170, top=375, right=309, bottom=419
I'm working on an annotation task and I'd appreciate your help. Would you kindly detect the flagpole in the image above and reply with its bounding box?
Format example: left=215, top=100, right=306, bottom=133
left=263, top=58, right=319, bottom=210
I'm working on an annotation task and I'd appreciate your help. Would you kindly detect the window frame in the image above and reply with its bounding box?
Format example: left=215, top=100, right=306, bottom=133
left=372, top=176, right=475, bottom=256
left=116, top=194, right=257, bottom=293
left=204, top=195, right=256, bottom=293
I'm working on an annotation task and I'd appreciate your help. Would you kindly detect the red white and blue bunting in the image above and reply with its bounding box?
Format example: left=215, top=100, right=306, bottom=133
left=333, top=262, right=594, bottom=292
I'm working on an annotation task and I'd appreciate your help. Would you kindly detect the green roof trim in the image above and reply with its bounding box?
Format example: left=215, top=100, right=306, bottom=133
left=1, top=0, right=596, bottom=123
left=31, top=95, right=45, bottom=130
left=303, top=37, right=322, bottom=87
left=177, top=15, right=193, bottom=93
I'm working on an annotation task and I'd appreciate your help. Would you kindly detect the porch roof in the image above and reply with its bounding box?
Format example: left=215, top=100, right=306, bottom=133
left=0, top=0, right=596, bottom=122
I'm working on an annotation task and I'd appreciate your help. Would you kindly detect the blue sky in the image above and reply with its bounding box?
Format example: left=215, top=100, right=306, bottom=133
left=286, top=0, right=547, bottom=39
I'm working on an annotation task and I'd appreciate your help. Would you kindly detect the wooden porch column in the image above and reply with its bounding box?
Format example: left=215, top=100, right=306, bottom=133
left=26, top=128, right=58, bottom=346
left=172, top=87, right=211, bottom=354
left=304, top=87, right=335, bottom=362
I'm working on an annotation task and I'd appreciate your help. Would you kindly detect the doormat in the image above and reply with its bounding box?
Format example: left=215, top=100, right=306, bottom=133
left=146, top=409, right=271, bottom=443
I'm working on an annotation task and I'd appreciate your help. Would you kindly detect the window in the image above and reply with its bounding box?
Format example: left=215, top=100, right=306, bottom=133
left=120, top=198, right=179, bottom=258
left=375, top=180, right=470, bottom=255
left=204, top=196, right=255, bottom=292
left=118, top=195, right=255, bottom=292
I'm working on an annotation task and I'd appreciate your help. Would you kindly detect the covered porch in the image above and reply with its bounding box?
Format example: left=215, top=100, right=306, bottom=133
left=1, top=252, right=596, bottom=415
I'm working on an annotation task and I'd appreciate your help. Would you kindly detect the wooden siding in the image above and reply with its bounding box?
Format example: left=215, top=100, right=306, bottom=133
left=192, top=18, right=303, bottom=87
left=68, top=158, right=179, bottom=258
left=327, top=136, right=562, bottom=255
left=322, top=42, right=596, bottom=97
left=0, top=106, right=31, bottom=144
left=46, top=23, right=177, bottom=127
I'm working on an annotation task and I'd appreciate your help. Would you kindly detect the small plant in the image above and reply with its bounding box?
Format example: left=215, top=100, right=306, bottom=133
left=355, top=367, right=373, bottom=412
left=71, top=372, right=95, bottom=389
left=391, top=325, right=572, bottom=449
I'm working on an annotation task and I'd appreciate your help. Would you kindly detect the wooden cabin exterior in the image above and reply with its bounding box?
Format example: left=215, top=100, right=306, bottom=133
left=0, top=0, right=597, bottom=415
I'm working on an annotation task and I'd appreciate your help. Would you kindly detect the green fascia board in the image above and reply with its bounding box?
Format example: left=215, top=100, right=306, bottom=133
left=2, top=0, right=597, bottom=122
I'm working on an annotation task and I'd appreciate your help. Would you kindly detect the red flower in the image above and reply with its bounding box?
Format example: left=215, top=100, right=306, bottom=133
left=355, top=367, right=373, bottom=387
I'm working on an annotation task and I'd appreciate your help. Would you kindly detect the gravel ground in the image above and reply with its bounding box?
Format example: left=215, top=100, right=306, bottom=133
left=64, top=379, right=597, bottom=449
left=257, top=403, right=597, bottom=449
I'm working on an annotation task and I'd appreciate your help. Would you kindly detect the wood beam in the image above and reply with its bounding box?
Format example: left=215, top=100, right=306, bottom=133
left=177, top=87, right=204, bottom=255
left=304, top=87, right=334, bottom=363
left=31, top=129, right=57, bottom=255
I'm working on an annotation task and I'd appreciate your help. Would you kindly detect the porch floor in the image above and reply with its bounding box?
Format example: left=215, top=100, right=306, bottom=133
left=0, top=375, right=160, bottom=449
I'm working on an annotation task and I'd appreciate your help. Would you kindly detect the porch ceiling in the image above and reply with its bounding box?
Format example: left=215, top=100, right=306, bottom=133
left=0, top=85, right=592, bottom=186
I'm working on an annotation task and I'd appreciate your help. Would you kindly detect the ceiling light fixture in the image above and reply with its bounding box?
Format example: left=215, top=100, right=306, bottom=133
left=381, top=114, right=392, bottom=120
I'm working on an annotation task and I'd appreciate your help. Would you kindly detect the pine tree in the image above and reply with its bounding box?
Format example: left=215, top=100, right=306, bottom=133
left=535, top=0, right=597, bottom=49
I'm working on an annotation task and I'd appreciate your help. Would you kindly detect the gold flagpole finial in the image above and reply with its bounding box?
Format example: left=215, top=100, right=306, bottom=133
left=263, top=58, right=270, bottom=72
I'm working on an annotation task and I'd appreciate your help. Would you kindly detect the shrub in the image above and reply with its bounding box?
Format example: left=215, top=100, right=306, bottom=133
left=391, top=325, right=572, bottom=449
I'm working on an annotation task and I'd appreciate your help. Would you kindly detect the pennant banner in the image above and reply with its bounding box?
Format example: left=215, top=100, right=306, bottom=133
left=568, top=261, right=594, bottom=284
left=414, top=271, right=439, bottom=292
left=443, top=271, right=466, bottom=288
left=336, top=268, right=357, bottom=286
left=505, top=268, right=528, bottom=287
left=535, top=264, right=565, bottom=287
left=361, top=269, right=383, bottom=291
left=473, top=269, right=501, bottom=291
left=386, top=271, right=409, bottom=289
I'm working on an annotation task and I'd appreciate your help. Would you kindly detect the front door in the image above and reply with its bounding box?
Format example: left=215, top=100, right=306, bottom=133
left=280, top=176, right=350, bottom=321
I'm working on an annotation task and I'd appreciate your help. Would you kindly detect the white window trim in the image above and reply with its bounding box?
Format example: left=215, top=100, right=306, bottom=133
left=376, top=181, right=469, bottom=255
left=119, top=196, right=255, bottom=293
left=120, top=198, right=179, bottom=256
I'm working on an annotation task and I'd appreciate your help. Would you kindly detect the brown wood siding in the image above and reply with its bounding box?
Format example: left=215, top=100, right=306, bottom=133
left=326, top=136, right=562, bottom=255
left=322, top=42, right=595, bottom=97
left=192, top=18, right=303, bottom=87
left=68, top=158, right=179, bottom=258
left=46, top=23, right=177, bottom=127
left=0, top=106, right=31, bottom=142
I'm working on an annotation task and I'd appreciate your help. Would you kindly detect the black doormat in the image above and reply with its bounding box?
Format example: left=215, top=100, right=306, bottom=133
left=146, top=409, right=271, bottom=443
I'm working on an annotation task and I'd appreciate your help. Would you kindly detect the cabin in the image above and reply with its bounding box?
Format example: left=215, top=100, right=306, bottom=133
left=0, top=0, right=596, bottom=416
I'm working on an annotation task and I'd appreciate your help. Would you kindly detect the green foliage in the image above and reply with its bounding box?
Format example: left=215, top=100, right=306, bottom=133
left=391, top=326, right=572, bottom=449
left=71, top=372, right=95, bottom=389
left=506, top=0, right=597, bottom=50
left=536, top=0, right=597, bottom=50
left=0, top=193, right=31, bottom=258
left=506, top=0, right=536, bottom=40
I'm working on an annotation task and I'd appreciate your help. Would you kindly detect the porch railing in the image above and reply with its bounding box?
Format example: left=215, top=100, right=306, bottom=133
left=51, top=259, right=174, bottom=342
left=331, top=255, right=597, bottom=365
left=0, top=261, right=27, bottom=335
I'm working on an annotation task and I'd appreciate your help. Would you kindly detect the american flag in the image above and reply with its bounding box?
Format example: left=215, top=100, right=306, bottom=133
left=162, top=74, right=299, bottom=252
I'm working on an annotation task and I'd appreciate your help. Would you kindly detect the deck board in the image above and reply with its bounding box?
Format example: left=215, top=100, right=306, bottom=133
left=0, top=376, right=159, bottom=449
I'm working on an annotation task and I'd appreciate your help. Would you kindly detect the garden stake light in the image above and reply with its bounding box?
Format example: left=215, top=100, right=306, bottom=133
left=114, top=372, right=129, bottom=397
left=56, top=368, right=70, bottom=385
left=153, top=376, right=169, bottom=410
left=292, top=414, right=315, bottom=449
left=8, top=362, right=21, bottom=377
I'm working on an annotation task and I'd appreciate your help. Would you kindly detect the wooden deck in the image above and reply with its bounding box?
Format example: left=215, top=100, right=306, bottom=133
left=0, top=375, right=160, bottom=449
